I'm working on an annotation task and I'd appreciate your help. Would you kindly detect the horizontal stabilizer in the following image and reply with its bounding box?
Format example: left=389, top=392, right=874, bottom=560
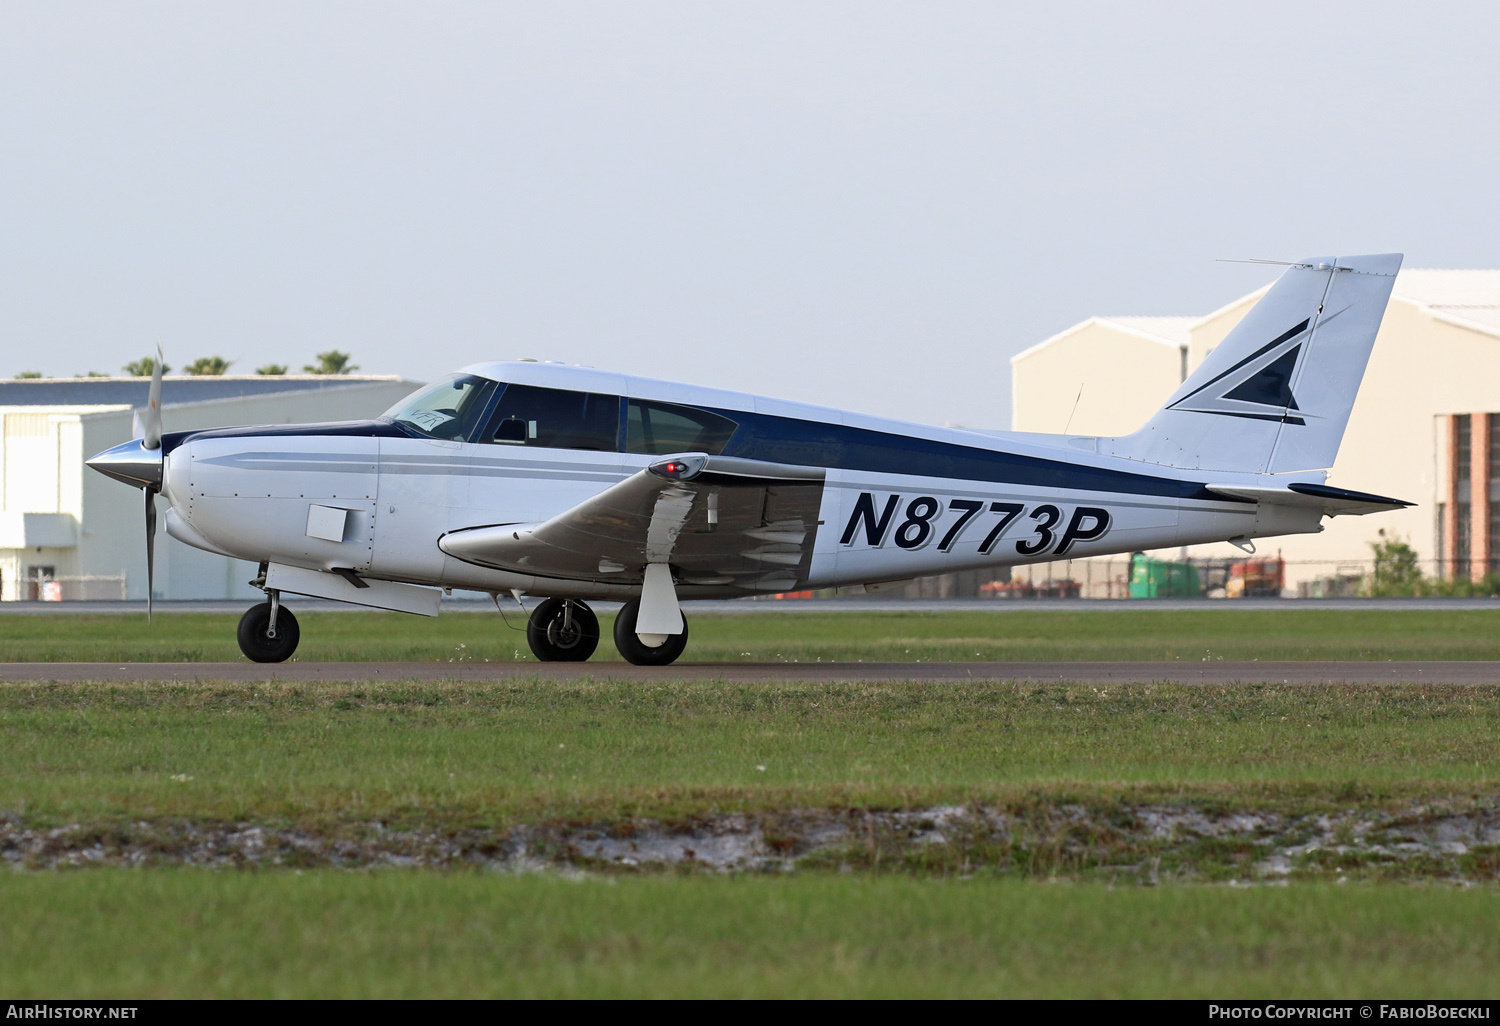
left=1205, top=482, right=1413, bottom=517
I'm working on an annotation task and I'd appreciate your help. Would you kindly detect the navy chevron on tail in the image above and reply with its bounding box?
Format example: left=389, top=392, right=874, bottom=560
left=1101, top=254, right=1402, bottom=474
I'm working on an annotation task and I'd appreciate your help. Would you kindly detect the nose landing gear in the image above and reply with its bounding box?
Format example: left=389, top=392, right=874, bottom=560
left=237, top=592, right=301, bottom=663
left=525, top=597, right=601, bottom=662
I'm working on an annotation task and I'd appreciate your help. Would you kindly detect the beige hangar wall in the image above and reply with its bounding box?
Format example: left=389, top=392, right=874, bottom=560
left=1009, top=275, right=1500, bottom=591
left=1011, top=321, right=1185, bottom=438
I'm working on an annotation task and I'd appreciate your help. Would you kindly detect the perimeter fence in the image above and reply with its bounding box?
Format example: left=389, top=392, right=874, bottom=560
left=8, top=565, right=1498, bottom=604
left=796, top=557, right=1500, bottom=601
left=2, top=574, right=129, bottom=601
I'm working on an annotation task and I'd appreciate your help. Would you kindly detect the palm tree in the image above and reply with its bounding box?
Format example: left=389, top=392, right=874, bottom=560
left=302, top=350, right=358, bottom=375
left=185, top=356, right=234, bottom=376
left=124, top=357, right=170, bottom=377
left=256, top=364, right=289, bottom=376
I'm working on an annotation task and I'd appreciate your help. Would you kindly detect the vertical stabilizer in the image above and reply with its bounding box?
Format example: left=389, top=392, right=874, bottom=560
left=1099, top=254, right=1402, bottom=474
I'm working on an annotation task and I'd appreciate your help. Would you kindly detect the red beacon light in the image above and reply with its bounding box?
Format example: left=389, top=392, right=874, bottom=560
left=650, top=455, right=705, bottom=481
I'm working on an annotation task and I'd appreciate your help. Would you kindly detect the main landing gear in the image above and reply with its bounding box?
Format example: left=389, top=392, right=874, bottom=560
left=612, top=598, right=689, bottom=666
left=523, top=597, right=688, bottom=666
left=237, top=591, right=300, bottom=663
left=525, top=597, right=600, bottom=662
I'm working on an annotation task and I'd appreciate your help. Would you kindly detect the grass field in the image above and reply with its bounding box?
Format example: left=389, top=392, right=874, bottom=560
left=3, top=678, right=1497, bottom=826
left=5, top=606, right=1500, bottom=662
left=5, top=610, right=1500, bottom=997
left=4, top=873, right=1498, bottom=998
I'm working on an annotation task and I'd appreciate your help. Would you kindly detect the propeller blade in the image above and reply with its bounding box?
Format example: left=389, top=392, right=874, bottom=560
left=142, top=345, right=163, bottom=451
left=145, top=488, right=157, bottom=624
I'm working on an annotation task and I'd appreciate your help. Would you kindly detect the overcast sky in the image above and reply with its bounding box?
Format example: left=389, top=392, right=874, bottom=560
left=2, top=1, right=1496, bottom=428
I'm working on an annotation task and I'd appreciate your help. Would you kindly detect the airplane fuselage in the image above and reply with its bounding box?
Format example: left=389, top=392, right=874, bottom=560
left=158, top=361, right=1319, bottom=602
left=85, top=255, right=1411, bottom=662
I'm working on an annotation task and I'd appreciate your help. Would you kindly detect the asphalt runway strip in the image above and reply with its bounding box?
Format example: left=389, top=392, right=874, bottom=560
left=0, top=660, right=1497, bottom=683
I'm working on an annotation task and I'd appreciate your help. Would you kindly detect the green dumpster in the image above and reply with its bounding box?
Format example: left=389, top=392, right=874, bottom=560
left=1128, top=552, right=1201, bottom=598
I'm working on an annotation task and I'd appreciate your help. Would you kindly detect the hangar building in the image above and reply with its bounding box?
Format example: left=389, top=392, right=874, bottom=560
left=0, top=376, right=419, bottom=601
left=1010, top=268, right=1500, bottom=593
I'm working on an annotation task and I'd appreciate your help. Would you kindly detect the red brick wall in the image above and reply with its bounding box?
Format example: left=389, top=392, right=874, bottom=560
left=1444, top=414, right=1460, bottom=578
left=1474, top=412, right=1492, bottom=581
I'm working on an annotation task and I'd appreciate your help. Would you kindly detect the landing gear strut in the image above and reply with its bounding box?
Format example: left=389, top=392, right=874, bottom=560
left=612, top=598, right=689, bottom=666
left=237, top=593, right=301, bottom=663
left=526, top=598, right=600, bottom=662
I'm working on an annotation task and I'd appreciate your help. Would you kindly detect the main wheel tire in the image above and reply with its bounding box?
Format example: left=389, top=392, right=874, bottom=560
left=612, top=598, right=689, bottom=666
left=237, top=602, right=300, bottom=663
left=526, top=598, right=600, bottom=662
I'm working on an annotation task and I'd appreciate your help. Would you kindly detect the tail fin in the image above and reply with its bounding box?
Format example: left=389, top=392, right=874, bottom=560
left=1101, top=253, right=1402, bottom=474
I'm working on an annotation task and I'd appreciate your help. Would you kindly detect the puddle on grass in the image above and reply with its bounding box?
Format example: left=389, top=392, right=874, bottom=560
left=3, top=802, right=1499, bottom=883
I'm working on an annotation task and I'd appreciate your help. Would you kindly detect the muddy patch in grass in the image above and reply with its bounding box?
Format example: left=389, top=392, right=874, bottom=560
left=4, top=801, right=1499, bottom=883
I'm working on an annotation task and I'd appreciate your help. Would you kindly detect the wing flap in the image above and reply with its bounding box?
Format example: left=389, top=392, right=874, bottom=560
left=440, top=454, right=827, bottom=588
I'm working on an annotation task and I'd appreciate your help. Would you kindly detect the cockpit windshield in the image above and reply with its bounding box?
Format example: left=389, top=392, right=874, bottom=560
left=384, top=375, right=498, bottom=441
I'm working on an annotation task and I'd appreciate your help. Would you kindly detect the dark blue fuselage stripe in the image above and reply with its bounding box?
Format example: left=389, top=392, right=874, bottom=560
left=167, top=409, right=1224, bottom=502
left=709, top=407, right=1218, bottom=500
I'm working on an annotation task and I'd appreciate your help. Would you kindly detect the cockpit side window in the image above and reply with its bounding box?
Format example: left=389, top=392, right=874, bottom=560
left=483, top=384, right=621, bottom=451
left=385, top=375, right=498, bottom=441
left=625, top=400, right=738, bottom=455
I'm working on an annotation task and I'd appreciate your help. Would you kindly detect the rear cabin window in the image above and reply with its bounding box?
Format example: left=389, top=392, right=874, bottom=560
left=486, top=384, right=620, bottom=451
left=626, top=400, right=737, bottom=455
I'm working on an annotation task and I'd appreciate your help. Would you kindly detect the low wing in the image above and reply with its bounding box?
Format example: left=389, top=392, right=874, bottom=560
left=439, top=454, right=827, bottom=590
left=1206, top=482, right=1413, bottom=517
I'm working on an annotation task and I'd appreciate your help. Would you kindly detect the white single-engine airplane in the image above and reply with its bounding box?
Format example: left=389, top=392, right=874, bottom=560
left=88, top=254, right=1412, bottom=664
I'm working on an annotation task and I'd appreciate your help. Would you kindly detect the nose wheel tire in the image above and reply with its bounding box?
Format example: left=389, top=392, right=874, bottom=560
left=612, top=598, right=689, bottom=666
left=237, top=601, right=300, bottom=663
left=526, top=598, right=600, bottom=662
